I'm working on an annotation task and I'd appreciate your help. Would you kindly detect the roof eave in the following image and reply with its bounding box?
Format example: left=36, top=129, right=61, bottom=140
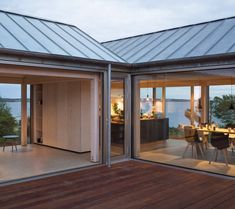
left=0, top=48, right=130, bottom=69
left=133, top=52, right=235, bottom=69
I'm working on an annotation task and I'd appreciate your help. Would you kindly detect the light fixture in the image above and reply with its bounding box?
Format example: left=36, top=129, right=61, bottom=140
left=146, top=79, right=150, bottom=102
left=146, top=93, right=149, bottom=102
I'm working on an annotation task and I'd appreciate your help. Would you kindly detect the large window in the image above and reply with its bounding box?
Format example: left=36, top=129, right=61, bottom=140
left=0, top=84, right=31, bottom=143
left=209, top=85, right=235, bottom=127
left=134, top=69, right=235, bottom=177
left=111, top=79, right=125, bottom=157
left=166, top=87, right=191, bottom=139
left=0, top=84, right=21, bottom=139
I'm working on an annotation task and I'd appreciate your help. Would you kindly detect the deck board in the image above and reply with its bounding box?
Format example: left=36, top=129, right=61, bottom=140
left=0, top=160, right=235, bottom=209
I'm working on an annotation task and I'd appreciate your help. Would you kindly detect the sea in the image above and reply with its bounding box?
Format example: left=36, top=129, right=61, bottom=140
left=5, top=101, right=31, bottom=121
left=6, top=100, right=220, bottom=127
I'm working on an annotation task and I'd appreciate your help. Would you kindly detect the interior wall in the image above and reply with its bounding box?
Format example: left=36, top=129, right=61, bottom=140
left=42, top=80, right=92, bottom=152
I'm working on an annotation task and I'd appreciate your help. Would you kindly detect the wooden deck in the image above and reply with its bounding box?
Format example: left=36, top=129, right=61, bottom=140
left=0, top=160, right=235, bottom=209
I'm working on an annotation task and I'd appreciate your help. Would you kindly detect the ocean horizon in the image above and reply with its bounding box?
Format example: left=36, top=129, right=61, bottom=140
left=2, top=99, right=220, bottom=127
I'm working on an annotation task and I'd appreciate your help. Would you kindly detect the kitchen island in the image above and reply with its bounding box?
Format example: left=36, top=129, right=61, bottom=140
left=140, top=118, right=169, bottom=143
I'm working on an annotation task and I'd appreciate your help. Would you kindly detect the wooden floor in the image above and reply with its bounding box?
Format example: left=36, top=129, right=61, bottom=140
left=140, top=139, right=235, bottom=176
left=1, top=160, right=235, bottom=209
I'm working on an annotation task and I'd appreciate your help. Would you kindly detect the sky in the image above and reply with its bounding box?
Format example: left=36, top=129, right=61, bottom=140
left=140, top=86, right=234, bottom=100
left=0, top=0, right=234, bottom=98
left=0, top=0, right=235, bottom=42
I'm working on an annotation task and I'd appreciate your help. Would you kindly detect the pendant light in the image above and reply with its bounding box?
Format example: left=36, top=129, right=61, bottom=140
left=146, top=94, right=149, bottom=102
left=146, top=79, right=149, bottom=102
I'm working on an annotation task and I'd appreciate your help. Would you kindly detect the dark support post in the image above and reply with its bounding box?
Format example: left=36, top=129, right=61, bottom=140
left=107, top=64, right=111, bottom=167
left=103, top=64, right=111, bottom=167
left=21, top=82, right=27, bottom=146
left=152, top=87, right=156, bottom=106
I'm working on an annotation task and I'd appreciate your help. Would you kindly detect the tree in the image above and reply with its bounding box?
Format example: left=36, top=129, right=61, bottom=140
left=0, top=98, right=18, bottom=137
left=210, top=95, right=235, bottom=127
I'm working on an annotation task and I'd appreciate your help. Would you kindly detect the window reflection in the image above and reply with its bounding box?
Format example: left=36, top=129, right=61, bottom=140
left=136, top=69, right=235, bottom=177
left=111, top=79, right=125, bottom=157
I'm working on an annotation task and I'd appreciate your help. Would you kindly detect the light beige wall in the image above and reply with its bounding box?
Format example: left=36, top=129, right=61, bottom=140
left=42, top=80, right=92, bottom=152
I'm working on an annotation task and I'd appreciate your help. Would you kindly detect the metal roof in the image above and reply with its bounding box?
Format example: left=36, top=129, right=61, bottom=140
left=0, top=10, right=125, bottom=63
left=102, top=17, right=235, bottom=64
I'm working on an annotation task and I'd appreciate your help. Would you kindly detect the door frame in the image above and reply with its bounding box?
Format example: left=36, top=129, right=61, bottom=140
left=111, top=72, right=131, bottom=160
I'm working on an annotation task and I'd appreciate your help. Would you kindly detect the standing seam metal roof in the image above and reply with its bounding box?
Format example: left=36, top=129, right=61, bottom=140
left=102, top=17, right=235, bottom=64
left=0, top=10, right=126, bottom=63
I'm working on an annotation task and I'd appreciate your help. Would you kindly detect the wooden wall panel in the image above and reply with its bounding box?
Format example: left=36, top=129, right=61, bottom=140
left=42, top=80, right=93, bottom=153
left=80, top=81, right=91, bottom=152
left=42, top=83, right=57, bottom=147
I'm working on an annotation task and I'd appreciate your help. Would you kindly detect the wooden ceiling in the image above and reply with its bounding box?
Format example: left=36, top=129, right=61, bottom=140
left=140, top=70, right=235, bottom=88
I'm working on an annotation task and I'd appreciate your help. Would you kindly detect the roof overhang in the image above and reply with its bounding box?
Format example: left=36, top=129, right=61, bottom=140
left=131, top=52, right=235, bottom=75
left=0, top=48, right=234, bottom=75
left=0, top=48, right=130, bottom=73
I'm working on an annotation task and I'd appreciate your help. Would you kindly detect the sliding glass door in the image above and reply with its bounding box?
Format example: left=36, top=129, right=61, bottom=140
left=133, top=69, right=235, bottom=177
left=111, top=73, right=131, bottom=158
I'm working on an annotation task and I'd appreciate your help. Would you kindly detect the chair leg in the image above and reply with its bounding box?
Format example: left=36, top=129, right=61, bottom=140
left=209, top=149, right=217, bottom=164
left=198, top=144, right=204, bottom=158
left=183, top=144, right=189, bottom=158
left=223, top=149, right=229, bottom=167
left=194, top=145, right=198, bottom=159
left=192, top=144, right=194, bottom=158
left=215, top=149, right=218, bottom=162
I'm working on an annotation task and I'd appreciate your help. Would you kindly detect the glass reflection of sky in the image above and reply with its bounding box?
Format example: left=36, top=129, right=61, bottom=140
left=141, top=85, right=234, bottom=100
left=0, top=84, right=30, bottom=98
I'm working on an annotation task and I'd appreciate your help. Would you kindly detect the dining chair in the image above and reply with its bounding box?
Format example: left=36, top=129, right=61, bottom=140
left=209, top=132, right=230, bottom=166
left=226, top=124, right=235, bottom=152
left=183, top=126, right=204, bottom=159
left=197, top=130, right=209, bottom=150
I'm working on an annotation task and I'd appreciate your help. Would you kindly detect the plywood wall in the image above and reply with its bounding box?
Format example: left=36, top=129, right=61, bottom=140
left=42, top=80, right=92, bottom=152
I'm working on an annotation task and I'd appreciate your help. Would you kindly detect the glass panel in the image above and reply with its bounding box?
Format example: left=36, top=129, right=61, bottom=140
left=193, top=86, right=202, bottom=126
left=209, top=85, right=235, bottom=127
left=0, top=84, right=21, bottom=146
left=166, top=86, right=191, bottom=139
left=136, top=69, right=235, bottom=177
left=140, top=87, right=163, bottom=119
left=111, top=79, right=125, bottom=157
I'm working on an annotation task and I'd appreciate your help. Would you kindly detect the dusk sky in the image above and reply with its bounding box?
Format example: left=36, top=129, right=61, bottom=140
left=0, top=0, right=234, bottom=98
left=1, top=0, right=235, bottom=42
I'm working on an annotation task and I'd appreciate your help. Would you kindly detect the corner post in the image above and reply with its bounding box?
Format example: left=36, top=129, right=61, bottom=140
left=21, top=82, right=27, bottom=146
left=103, top=64, right=111, bottom=167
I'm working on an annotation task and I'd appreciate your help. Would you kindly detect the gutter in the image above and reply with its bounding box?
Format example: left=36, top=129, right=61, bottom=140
left=132, top=52, right=235, bottom=68
left=0, top=48, right=131, bottom=72
left=0, top=48, right=235, bottom=74
left=130, top=52, right=235, bottom=74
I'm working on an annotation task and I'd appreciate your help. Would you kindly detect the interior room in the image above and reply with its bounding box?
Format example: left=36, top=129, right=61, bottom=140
left=0, top=68, right=101, bottom=182
left=111, top=79, right=125, bottom=157
left=133, top=68, right=235, bottom=176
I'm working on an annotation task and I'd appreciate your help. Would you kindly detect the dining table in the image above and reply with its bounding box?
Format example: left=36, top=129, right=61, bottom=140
left=196, top=127, right=235, bottom=139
